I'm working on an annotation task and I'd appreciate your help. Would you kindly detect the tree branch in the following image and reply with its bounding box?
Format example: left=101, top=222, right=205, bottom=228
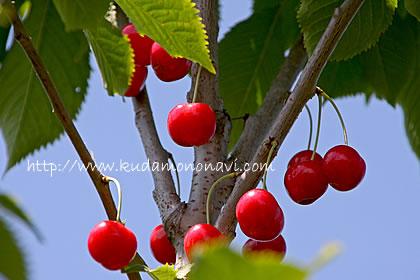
left=132, top=90, right=181, bottom=221
left=207, top=35, right=308, bottom=228
left=1, top=1, right=144, bottom=278
left=2, top=0, right=117, bottom=219
left=183, top=0, right=231, bottom=226
left=216, top=0, right=366, bottom=239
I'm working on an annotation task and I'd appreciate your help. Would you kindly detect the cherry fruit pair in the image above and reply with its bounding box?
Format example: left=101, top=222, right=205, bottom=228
left=121, top=23, right=191, bottom=97
left=284, top=145, right=366, bottom=205
left=236, top=189, right=287, bottom=258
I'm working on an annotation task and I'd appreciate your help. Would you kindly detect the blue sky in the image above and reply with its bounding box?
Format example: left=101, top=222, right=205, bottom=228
left=1, top=1, right=420, bottom=279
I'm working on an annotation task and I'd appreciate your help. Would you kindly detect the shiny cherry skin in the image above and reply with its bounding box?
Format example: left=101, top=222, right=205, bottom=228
left=236, top=189, right=284, bottom=241
left=150, top=42, right=192, bottom=82
left=150, top=225, right=176, bottom=264
left=184, top=223, right=226, bottom=261
left=124, top=65, right=148, bottom=97
left=242, top=234, right=286, bottom=260
left=287, top=150, right=323, bottom=169
left=167, top=103, right=216, bottom=147
left=122, top=23, right=154, bottom=66
left=322, top=145, right=366, bottom=191
left=284, top=160, right=328, bottom=205
left=88, top=221, right=137, bottom=270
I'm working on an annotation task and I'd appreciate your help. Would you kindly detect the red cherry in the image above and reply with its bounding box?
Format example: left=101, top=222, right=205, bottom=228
left=150, top=42, right=192, bottom=82
left=167, top=103, right=216, bottom=147
left=124, top=65, right=148, bottom=97
left=284, top=160, right=328, bottom=205
left=235, top=189, right=284, bottom=241
left=184, top=223, right=226, bottom=261
left=322, top=145, right=366, bottom=191
left=287, top=150, right=323, bottom=169
left=242, top=234, right=286, bottom=260
left=88, top=221, right=137, bottom=270
left=122, top=23, right=154, bottom=66
left=150, top=225, right=176, bottom=265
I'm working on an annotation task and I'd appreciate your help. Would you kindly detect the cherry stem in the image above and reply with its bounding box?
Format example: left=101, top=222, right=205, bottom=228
left=206, top=172, right=241, bottom=225
left=102, top=176, right=122, bottom=222
left=311, top=93, right=323, bottom=161
left=304, top=104, right=313, bottom=150
left=317, top=87, right=348, bottom=145
left=262, top=140, right=278, bottom=191
left=168, top=153, right=181, bottom=197
left=192, top=65, right=203, bottom=103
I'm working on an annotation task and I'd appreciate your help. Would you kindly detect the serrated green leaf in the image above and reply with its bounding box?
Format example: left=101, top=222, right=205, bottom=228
left=147, top=264, right=178, bottom=280
left=406, top=0, right=420, bottom=21
left=320, top=13, right=420, bottom=159
left=115, top=0, right=215, bottom=74
left=0, top=0, right=90, bottom=171
left=190, top=247, right=307, bottom=280
left=0, top=194, right=42, bottom=241
left=85, top=19, right=134, bottom=96
left=0, top=218, right=26, bottom=280
left=52, top=0, right=110, bottom=31
left=219, top=1, right=299, bottom=151
left=320, top=12, right=416, bottom=105
left=298, top=0, right=397, bottom=61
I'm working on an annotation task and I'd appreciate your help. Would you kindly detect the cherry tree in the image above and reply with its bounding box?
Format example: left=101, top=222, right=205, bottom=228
left=0, top=0, right=419, bottom=279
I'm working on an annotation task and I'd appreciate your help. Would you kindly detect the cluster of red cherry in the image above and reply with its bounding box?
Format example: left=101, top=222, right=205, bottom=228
left=285, top=145, right=366, bottom=204
left=87, top=25, right=367, bottom=271
left=123, top=23, right=217, bottom=148
left=236, top=188, right=287, bottom=258
left=284, top=89, right=366, bottom=205
left=121, top=23, right=192, bottom=96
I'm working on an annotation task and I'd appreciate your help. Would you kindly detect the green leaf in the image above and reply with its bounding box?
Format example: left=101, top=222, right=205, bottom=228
left=298, top=0, right=398, bottom=61
left=253, top=0, right=283, bottom=11
left=190, top=247, right=307, bottom=280
left=85, top=19, right=134, bottom=96
left=148, top=264, right=178, bottom=280
left=219, top=0, right=300, bottom=150
left=0, top=25, right=10, bottom=63
left=0, top=194, right=42, bottom=241
left=52, top=0, right=110, bottom=31
left=319, top=11, right=416, bottom=105
left=115, top=0, right=215, bottom=74
left=0, top=0, right=30, bottom=27
left=0, top=0, right=90, bottom=171
left=0, top=218, right=27, bottom=280
left=398, top=22, right=420, bottom=159
left=361, top=14, right=416, bottom=105
left=318, top=54, right=373, bottom=99
left=320, top=13, right=420, bottom=159
left=406, top=0, right=420, bottom=21
left=0, top=0, right=27, bottom=64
